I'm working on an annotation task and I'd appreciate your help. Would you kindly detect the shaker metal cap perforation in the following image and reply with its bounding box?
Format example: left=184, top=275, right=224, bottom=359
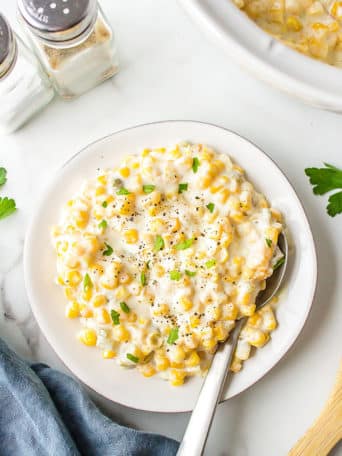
left=0, top=14, right=11, bottom=65
left=18, top=0, right=98, bottom=41
left=0, top=14, right=16, bottom=78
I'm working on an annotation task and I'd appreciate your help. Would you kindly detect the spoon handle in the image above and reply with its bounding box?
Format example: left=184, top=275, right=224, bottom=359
left=176, top=319, right=245, bottom=456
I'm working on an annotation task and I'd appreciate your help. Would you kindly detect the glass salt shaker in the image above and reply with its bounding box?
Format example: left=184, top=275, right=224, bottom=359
left=18, top=0, right=119, bottom=99
left=0, top=14, right=54, bottom=135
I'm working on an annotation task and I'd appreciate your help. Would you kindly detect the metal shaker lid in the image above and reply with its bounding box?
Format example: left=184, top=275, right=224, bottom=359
left=18, top=0, right=98, bottom=42
left=0, top=15, right=17, bottom=78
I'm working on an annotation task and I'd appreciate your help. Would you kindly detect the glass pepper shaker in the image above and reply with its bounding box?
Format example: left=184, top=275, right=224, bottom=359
left=18, top=0, right=119, bottom=99
left=0, top=14, right=54, bottom=135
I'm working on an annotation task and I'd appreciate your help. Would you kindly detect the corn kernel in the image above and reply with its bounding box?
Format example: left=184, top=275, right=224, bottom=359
left=93, top=294, right=107, bottom=307
left=65, top=301, right=79, bottom=318
left=64, top=286, right=75, bottom=301
left=153, top=304, right=169, bottom=316
left=169, top=369, right=186, bottom=386
left=78, top=328, right=97, bottom=346
left=180, top=296, right=193, bottom=311
left=124, top=229, right=139, bottom=244
left=96, top=308, right=111, bottom=324
left=190, top=315, right=200, bottom=328
left=140, top=364, right=156, bottom=378
left=79, top=305, right=93, bottom=318
left=286, top=16, right=302, bottom=31
left=95, top=186, right=106, bottom=196
left=185, top=351, right=200, bottom=367
left=66, top=270, right=82, bottom=287
left=119, top=167, right=130, bottom=178
left=102, top=350, right=116, bottom=359
left=155, top=356, right=170, bottom=371
left=97, top=175, right=107, bottom=185
left=112, top=325, right=131, bottom=342
left=115, top=286, right=130, bottom=300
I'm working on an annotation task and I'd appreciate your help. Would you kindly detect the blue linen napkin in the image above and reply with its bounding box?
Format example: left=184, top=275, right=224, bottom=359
left=0, top=338, right=179, bottom=456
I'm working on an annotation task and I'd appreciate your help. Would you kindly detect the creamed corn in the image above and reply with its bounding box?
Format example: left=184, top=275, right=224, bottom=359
left=51, top=143, right=284, bottom=386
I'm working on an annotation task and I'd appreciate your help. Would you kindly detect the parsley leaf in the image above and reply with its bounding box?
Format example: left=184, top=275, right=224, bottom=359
left=102, top=201, right=108, bottom=208
left=83, top=273, right=93, bottom=291
left=205, top=259, right=216, bottom=269
left=192, top=157, right=200, bottom=173
left=140, top=271, right=147, bottom=286
left=167, top=327, right=179, bottom=344
left=143, top=184, right=156, bottom=194
left=305, top=163, right=342, bottom=195
left=175, top=238, right=193, bottom=250
left=273, top=256, right=285, bottom=271
left=178, top=183, right=188, bottom=194
left=0, top=197, right=16, bottom=220
left=170, top=270, right=182, bottom=281
left=0, top=168, right=7, bottom=186
left=185, top=269, right=196, bottom=277
left=120, top=301, right=130, bottom=313
left=116, top=187, right=130, bottom=195
left=327, top=191, right=342, bottom=217
left=265, top=238, right=272, bottom=248
left=103, top=242, right=113, bottom=256
left=206, top=202, right=215, bottom=213
left=110, top=309, right=120, bottom=325
left=154, top=235, right=165, bottom=252
left=98, top=220, right=108, bottom=230
left=126, top=353, right=139, bottom=363
left=305, top=163, right=342, bottom=217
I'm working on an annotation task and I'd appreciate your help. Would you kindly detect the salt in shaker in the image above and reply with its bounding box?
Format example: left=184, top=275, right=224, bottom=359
left=0, top=14, right=54, bottom=135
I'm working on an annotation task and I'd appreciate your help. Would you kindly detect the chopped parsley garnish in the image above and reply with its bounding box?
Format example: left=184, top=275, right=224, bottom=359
left=205, top=259, right=216, bottom=269
left=146, top=260, right=151, bottom=269
left=143, top=184, right=156, bottom=194
left=273, top=256, right=285, bottom=271
left=126, top=353, right=139, bottom=363
left=0, top=197, right=16, bottom=220
left=110, top=309, right=120, bottom=325
left=140, top=271, right=147, bottom=286
left=83, top=273, right=93, bottom=291
left=178, top=183, right=188, bottom=194
left=98, top=220, right=108, bottom=230
left=192, top=157, right=200, bottom=173
left=175, top=238, right=193, bottom=250
left=103, top=242, right=113, bottom=256
left=305, top=163, right=342, bottom=217
left=120, top=301, right=130, bottom=313
left=265, top=238, right=272, bottom=248
left=116, top=187, right=130, bottom=195
left=170, top=270, right=182, bottom=281
left=0, top=168, right=7, bottom=186
left=206, top=202, right=215, bottom=213
left=185, top=269, right=196, bottom=277
left=102, top=201, right=108, bottom=208
left=167, top=327, right=179, bottom=344
left=154, top=235, right=165, bottom=252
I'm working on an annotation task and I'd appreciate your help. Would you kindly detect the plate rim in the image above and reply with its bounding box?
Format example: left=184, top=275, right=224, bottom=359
left=24, top=120, right=318, bottom=413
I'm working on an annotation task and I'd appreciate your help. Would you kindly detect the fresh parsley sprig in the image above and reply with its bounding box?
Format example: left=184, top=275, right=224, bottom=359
left=0, top=167, right=17, bottom=221
left=305, top=163, right=342, bottom=217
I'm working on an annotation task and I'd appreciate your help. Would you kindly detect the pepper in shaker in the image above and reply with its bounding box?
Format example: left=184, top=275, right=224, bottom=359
left=0, top=14, right=54, bottom=135
left=18, top=0, right=119, bottom=99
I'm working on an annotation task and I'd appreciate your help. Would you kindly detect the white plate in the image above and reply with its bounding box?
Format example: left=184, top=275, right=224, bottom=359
left=179, top=0, right=342, bottom=111
left=24, top=121, right=317, bottom=412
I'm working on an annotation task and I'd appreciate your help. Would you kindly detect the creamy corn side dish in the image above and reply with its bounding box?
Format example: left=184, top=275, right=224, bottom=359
left=233, top=0, right=342, bottom=67
left=51, top=143, right=284, bottom=386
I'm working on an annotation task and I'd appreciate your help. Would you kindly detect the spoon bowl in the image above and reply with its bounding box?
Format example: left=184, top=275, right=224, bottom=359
left=177, top=232, right=288, bottom=456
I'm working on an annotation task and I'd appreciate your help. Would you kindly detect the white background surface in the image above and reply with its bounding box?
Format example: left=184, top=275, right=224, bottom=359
left=0, top=1, right=341, bottom=455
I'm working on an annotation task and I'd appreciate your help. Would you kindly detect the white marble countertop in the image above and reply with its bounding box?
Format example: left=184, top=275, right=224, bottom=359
left=0, top=1, right=342, bottom=455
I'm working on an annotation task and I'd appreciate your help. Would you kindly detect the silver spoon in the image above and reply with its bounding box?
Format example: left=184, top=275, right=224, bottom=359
left=177, top=232, right=288, bottom=456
